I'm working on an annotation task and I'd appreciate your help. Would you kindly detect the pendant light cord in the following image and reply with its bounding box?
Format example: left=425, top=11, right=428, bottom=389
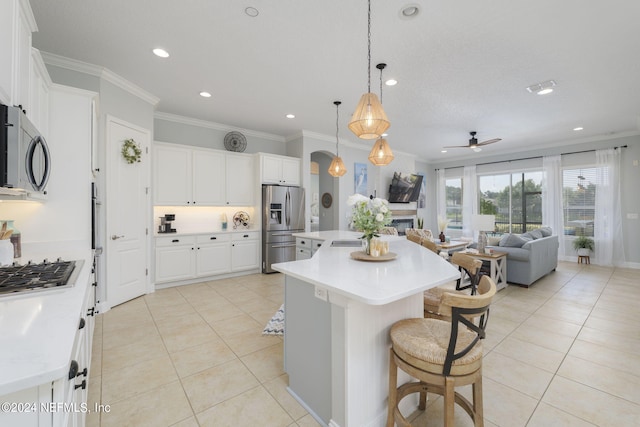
left=335, top=101, right=341, bottom=156
left=379, top=64, right=383, bottom=104
left=367, top=0, right=372, bottom=93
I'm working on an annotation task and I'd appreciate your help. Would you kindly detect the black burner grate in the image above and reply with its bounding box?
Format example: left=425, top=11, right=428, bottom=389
left=0, top=260, right=77, bottom=295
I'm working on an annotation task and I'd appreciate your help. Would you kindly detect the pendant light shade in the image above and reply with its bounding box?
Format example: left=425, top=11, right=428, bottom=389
left=348, top=0, right=390, bottom=140
left=348, top=93, right=390, bottom=140
left=328, top=101, right=347, bottom=178
left=368, top=137, right=394, bottom=166
left=328, top=156, right=347, bottom=177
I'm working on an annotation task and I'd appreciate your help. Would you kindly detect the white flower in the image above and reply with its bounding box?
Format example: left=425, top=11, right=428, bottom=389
left=380, top=205, right=388, bottom=214
left=375, top=213, right=384, bottom=222
left=371, top=198, right=383, bottom=208
left=347, top=194, right=368, bottom=206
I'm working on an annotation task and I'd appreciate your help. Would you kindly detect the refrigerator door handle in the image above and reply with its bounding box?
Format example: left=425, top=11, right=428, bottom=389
left=271, top=243, right=297, bottom=248
left=285, top=189, right=291, bottom=227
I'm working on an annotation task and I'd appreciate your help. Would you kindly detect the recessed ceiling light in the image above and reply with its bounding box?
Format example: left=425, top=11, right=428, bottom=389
left=245, top=7, right=259, bottom=17
left=441, top=150, right=447, bottom=153
left=385, top=79, right=398, bottom=86
left=573, top=126, right=584, bottom=131
left=526, top=79, right=556, bottom=95
left=400, top=4, right=420, bottom=18
left=152, top=48, right=169, bottom=58
left=285, top=114, right=295, bottom=119
left=200, top=92, right=212, bottom=98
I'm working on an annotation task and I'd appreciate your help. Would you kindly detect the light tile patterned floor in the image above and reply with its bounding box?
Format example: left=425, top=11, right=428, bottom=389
left=86, top=262, right=640, bottom=426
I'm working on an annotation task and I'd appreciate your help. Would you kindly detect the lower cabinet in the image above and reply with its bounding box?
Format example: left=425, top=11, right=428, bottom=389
left=0, top=272, right=96, bottom=427
left=296, top=237, right=324, bottom=260
left=155, top=232, right=259, bottom=284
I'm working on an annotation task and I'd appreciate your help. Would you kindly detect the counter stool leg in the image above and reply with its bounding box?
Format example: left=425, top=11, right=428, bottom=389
left=473, top=374, right=484, bottom=426
left=387, top=348, right=398, bottom=427
left=444, top=377, right=455, bottom=427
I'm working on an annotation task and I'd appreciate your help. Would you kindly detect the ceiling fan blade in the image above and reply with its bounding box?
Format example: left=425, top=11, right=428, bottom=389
left=476, top=138, right=502, bottom=146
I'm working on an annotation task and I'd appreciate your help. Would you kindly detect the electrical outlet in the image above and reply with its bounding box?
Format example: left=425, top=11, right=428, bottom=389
left=633, top=160, right=639, bottom=166
left=314, top=286, right=328, bottom=301
left=627, top=213, right=639, bottom=220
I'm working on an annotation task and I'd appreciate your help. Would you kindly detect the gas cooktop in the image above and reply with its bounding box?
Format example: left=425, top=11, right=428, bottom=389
left=0, top=259, right=83, bottom=296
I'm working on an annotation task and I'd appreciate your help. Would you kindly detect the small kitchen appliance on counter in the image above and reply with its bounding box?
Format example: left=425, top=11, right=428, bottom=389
left=158, top=214, right=176, bottom=233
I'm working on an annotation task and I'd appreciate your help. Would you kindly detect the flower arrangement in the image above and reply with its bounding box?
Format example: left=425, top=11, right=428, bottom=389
left=347, top=194, right=392, bottom=254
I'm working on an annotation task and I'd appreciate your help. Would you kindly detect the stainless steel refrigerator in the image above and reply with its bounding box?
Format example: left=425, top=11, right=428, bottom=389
left=262, top=185, right=305, bottom=273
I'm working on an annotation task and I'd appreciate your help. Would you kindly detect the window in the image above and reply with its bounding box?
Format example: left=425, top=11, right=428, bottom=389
left=445, top=178, right=462, bottom=230
left=562, top=167, right=596, bottom=237
left=479, top=172, right=543, bottom=233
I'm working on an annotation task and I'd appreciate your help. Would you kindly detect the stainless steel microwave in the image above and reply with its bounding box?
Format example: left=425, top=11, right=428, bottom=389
left=0, top=104, right=50, bottom=197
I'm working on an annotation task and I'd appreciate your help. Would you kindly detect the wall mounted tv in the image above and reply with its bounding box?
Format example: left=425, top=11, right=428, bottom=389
left=388, top=172, right=423, bottom=203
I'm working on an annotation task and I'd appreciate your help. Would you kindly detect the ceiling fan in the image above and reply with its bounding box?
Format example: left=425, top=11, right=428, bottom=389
left=444, top=131, right=502, bottom=152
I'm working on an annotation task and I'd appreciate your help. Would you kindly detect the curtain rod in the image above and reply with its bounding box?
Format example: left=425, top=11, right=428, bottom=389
left=434, top=145, right=628, bottom=171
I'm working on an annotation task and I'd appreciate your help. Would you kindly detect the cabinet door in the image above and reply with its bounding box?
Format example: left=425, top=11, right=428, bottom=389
left=193, top=150, right=225, bottom=205
left=14, top=5, right=32, bottom=110
left=231, top=240, right=259, bottom=271
left=155, top=245, right=195, bottom=282
left=196, top=243, right=231, bottom=276
left=226, top=154, right=254, bottom=205
left=261, top=155, right=282, bottom=184
left=296, top=247, right=311, bottom=260
left=154, top=144, right=191, bottom=205
left=281, top=157, right=301, bottom=185
left=0, top=0, right=16, bottom=104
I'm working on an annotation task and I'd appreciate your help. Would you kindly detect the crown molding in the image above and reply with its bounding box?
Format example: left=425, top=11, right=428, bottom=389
left=154, top=112, right=286, bottom=142
left=40, top=52, right=159, bottom=106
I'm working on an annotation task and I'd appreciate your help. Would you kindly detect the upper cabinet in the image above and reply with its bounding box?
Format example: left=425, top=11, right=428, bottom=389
left=260, top=153, right=301, bottom=186
left=0, top=0, right=37, bottom=109
left=29, top=48, right=52, bottom=135
left=153, top=142, right=254, bottom=206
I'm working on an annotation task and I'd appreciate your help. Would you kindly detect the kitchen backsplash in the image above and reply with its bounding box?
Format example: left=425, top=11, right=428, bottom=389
left=153, top=206, right=257, bottom=234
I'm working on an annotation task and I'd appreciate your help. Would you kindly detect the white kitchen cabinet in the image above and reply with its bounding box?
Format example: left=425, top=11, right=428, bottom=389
left=311, top=239, right=324, bottom=255
left=260, top=153, right=301, bottom=186
left=195, top=234, right=231, bottom=276
left=192, top=150, right=226, bottom=205
left=29, top=48, right=51, bottom=136
left=231, top=232, right=260, bottom=271
left=0, top=0, right=37, bottom=108
left=153, top=144, right=191, bottom=205
left=155, top=236, right=197, bottom=283
left=225, top=153, right=254, bottom=205
left=295, top=237, right=323, bottom=260
left=153, top=142, right=254, bottom=206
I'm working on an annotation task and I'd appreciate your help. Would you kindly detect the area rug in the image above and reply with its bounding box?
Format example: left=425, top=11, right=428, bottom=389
left=262, top=304, right=284, bottom=336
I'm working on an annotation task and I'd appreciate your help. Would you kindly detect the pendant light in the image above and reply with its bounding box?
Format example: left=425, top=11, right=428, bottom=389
left=348, top=0, right=390, bottom=140
left=368, top=63, right=394, bottom=165
left=328, top=101, right=347, bottom=177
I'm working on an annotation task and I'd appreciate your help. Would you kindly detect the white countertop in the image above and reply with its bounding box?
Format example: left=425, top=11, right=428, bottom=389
left=154, top=229, right=259, bottom=237
left=0, top=244, right=93, bottom=396
left=273, top=234, right=459, bottom=305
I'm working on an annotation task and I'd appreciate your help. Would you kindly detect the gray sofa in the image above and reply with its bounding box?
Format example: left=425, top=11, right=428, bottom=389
left=486, top=234, right=559, bottom=286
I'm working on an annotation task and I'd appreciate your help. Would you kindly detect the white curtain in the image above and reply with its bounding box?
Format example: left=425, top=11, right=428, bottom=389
left=462, top=165, right=477, bottom=239
left=595, top=148, right=625, bottom=266
left=436, top=168, right=446, bottom=221
left=542, top=155, right=565, bottom=258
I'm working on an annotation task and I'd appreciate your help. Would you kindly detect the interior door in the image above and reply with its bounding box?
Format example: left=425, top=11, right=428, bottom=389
left=106, top=116, right=150, bottom=307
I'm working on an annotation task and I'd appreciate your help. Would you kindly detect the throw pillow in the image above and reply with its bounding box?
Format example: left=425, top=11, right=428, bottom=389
left=487, top=236, right=502, bottom=246
left=529, top=229, right=543, bottom=239
left=539, top=226, right=552, bottom=237
left=499, top=233, right=530, bottom=248
left=521, top=232, right=534, bottom=240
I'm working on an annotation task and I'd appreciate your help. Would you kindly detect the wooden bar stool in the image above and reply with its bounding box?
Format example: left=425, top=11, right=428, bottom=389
left=423, top=252, right=483, bottom=320
left=387, top=276, right=497, bottom=427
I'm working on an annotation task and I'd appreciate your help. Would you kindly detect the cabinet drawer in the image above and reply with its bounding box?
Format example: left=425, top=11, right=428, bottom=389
left=296, top=237, right=312, bottom=249
left=196, top=234, right=231, bottom=244
left=155, top=235, right=196, bottom=247
left=312, top=240, right=324, bottom=252
left=296, top=248, right=311, bottom=260
left=232, top=231, right=259, bottom=241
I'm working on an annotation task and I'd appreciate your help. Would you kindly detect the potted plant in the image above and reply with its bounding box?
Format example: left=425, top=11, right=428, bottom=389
left=572, top=236, right=594, bottom=255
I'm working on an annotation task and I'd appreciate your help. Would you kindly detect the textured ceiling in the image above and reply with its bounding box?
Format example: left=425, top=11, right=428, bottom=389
left=29, top=0, right=640, bottom=161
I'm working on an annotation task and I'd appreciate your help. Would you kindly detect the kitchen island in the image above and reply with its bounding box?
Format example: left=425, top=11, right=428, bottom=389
left=272, top=233, right=459, bottom=427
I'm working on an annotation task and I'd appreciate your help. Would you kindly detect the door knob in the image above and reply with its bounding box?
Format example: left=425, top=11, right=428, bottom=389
left=111, top=235, right=124, bottom=240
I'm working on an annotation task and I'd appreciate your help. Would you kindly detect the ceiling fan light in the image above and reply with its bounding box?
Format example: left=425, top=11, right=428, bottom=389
left=348, top=93, right=390, bottom=139
left=328, top=156, right=347, bottom=177
left=368, top=138, right=394, bottom=166
left=472, top=147, right=482, bottom=153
